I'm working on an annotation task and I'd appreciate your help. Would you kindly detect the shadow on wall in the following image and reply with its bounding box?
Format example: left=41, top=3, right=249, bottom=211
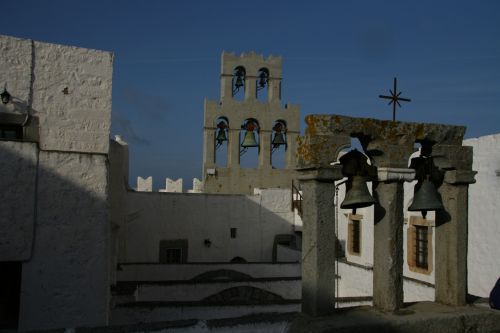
left=0, top=142, right=111, bottom=331
left=115, top=189, right=300, bottom=264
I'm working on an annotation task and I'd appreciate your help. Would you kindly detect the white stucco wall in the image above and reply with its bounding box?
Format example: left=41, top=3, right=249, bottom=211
left=118, top=188, right=295, bottom=263
left=136, top=279, right=300, bottom=302
left=18, top=151, right=110, bottom=331
left=0, top=34, right=113, bottom=330
left=465, top=134, right=500, bottom=297
left=0, top=142, right=37, bottom=261
left=117, top=263, right=301, bottom=281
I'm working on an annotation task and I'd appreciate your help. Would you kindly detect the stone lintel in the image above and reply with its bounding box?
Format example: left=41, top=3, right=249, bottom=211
left=377, top=167, right=415, bottom=182
left=296, top=134, right=351, bottom=169
left=297, top=165, right=343, bottom=182
left=432, top=145, right=473, bottom=171
left=443, top=170, right=477, bottom=185
left=304, top=114, right=465, bottom=146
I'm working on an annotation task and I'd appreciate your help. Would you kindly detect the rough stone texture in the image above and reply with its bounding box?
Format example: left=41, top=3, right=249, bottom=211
left=18, top=150, right=110, bottom=330
left=298, top=167, right=341, bottom=316
left=202, top=52, right=300, bottom=194
left=0, top=141, right=37, bottom=261
left=288, top=302, right=500, bottom=333
left=297, top=114, right=465, bottom=168
left=373, top=181, right=405, bottom=311
left=464, top=134, right=500, bottom=297
left=0, top=35, right=32, bottom=107
left=434, top=146, right=475, bottom=306
left=31, top=39, right=113, bottom=154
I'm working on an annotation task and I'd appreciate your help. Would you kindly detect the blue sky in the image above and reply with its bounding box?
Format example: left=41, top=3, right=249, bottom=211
left=2, top=1, right=499, bottom=189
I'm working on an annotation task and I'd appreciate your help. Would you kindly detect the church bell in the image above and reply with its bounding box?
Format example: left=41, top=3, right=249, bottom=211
left=341, top=175, right=376, bottom=211
left=408, top=178, right=443, bottom=216
left=241, top=131, right=258, bottom=148
left=216, top=129, right=227, bottom=143
left=272, top=132, right=286, bottom=147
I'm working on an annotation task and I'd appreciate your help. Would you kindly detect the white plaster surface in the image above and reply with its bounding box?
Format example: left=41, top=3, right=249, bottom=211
left=118, top=188, right=295, bottom=263
left=0, top=142, right=37, bottom=261
left=18, top=150, right=110, bottom=330
left=160, top=178, right=183, bottom=193
left=136, top=280, right=300, bottom=302
left=465, top=133, right=500, bottom=297
left=137, top=176, right=152, bottom=191
left=32, top=40, right=113, bottom=154
left=117, top=263, right=301, bottom=281
left=110, top=304, right=300, bottom=326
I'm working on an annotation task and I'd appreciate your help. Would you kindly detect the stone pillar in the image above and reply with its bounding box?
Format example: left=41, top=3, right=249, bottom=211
left=433, top=146, right=475, bottom=306
left=245, top=77, right=256, bottom=101
left=372, top=167, right=415, bottom=312
left=285, top=132, right=298, bottom=169
left=298, top=166, right=342, bottom=316
left=203, top=129, right=215, bottom=168
left=228, top=129, right=240, bottom=168
left=259, top=130, right=272, bottom=169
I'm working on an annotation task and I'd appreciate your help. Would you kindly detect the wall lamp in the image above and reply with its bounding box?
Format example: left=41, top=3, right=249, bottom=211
left=1, top=87, right=11, bottom=104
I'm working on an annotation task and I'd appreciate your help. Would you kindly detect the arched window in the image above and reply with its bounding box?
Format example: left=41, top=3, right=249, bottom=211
left=232, top=66, right=246, bottom=101
left=240, top=118, right=259, bottom=168
left=215, top=117, right=229, bottom=167
left=271, top=120, right=287, bottom=168
left=256, top=68, right=269, bottom=102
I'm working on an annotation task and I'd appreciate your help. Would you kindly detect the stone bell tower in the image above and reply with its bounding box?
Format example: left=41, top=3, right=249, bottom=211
left=202, top=52, right=300, bottom=194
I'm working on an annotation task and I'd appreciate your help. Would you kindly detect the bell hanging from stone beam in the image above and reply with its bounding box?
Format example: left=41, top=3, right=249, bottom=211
left=272, top=132, right=286, bottom=147
left=241, top=131, right=258, bottom=148
left=408, top=178, right=443, bottom=217
left=216, top=129, right=227, bottom=143
left=341, top=175, right=376, bottom=212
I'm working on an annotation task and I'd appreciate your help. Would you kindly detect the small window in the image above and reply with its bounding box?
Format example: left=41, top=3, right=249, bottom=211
left=415, top=226, right=428, bottom=269
left=347, top=214, right=362, bottom=256
left=159, top=239, right=187, bottom=264
left=230, top=228, right=237, bottom=238
left=0, top=124, right=22, bottom=140
left=407, top=216, right=433, bottom=274
left=165, top=248, right=182, bottom=264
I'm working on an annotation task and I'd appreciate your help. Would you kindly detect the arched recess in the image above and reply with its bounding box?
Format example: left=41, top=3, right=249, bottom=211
left=191, top=269, right=251, bottom=281
left=202, top=286, right=284, bottom=303
left=230, top=256, right=247, bottom=263
left=271, top=120, right=287, bottom=169
left=240, top=118, right=259, bottom=168
left=232, top=66, right=246, bottom=101
left=256, top=67, right=269, bottom=102
left=215, top=117, right=229, bottom=167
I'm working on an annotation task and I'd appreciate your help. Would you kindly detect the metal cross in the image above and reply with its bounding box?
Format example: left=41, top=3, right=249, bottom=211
left=379, top=77, right=411, bottom=121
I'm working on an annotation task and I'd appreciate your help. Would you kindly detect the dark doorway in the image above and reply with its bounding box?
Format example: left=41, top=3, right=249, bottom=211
left=0, top=262, right=22, bottom=329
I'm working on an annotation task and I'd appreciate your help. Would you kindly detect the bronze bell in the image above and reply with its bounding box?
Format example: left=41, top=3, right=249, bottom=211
left=216, top=129, right=227, bottom=143
left=241, top=131, right=258, bottom=148
left=272, top=132, right=286, bottom=147
left=408, top=179, right=443, bottom=216
left=341, top=175, right=376, bottom=211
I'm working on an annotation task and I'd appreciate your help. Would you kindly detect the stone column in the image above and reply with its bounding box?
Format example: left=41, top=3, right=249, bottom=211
left=285, top=132, right=298, bottom=169
left=433, top=146, right=475, bottom=306
left=203, top=129, right=215, bottom=168
left=227, top=129, right=240, bottom=168
left=298, top=166, right=342, bottom=317
left=259, top=130, right=272, bottom=169
left=372, top=168, right=415, bottom=312
left=245, top=77, right=256, bottom=101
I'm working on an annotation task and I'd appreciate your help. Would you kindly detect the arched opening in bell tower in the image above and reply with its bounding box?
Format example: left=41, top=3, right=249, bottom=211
left=271, top=120, right=287, bottom=169
left=214, top=117, right=229, bottom=167
left=256, top=67, right=269, bottom=102
left=240, top=118, right=259, bottom=168
left=232, top=66, right=246, bottom=101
